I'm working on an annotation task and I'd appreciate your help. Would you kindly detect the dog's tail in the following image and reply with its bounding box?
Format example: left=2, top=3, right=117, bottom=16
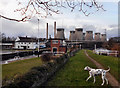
left=106, top=66, right=110, bottom=72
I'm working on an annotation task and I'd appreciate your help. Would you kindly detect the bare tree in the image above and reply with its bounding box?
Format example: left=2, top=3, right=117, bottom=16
left=0, top=0, right=106, bottom=22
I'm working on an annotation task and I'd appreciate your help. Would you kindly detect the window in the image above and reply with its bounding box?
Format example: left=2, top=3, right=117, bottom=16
left=53, top=47, right=57, bottom=52
left=52, top=40, right=58, bottom=44
left=28, top=46, right=29, bottom=48
left=18, top=46, right=19, bottom=48
left=29, top=42, right=31, bottom=44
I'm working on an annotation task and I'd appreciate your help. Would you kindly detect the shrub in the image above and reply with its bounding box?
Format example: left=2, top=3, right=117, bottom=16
left=40, top=53, right=52, bottom=62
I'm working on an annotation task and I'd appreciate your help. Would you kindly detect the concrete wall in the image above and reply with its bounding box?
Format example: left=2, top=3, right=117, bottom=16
left=69, top=31, right=75, bottom=41
left=83, top=33, right=85, bottom=40
left=85, top=31, right=93, bottom=40
left=94, top=33, right=101, bottom=41
left=56, top=28, right=65, bottom=39
left=75, top=28, right=83, bottom=41
left=101, top=34, right=106, bottom=41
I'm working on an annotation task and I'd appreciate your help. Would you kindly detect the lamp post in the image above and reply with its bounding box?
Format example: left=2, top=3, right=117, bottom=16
left=95, top=44, right=96, bottom=50
left=38, top=19, right=40, bottom=57
left=80, top=44, right=81, bottom=49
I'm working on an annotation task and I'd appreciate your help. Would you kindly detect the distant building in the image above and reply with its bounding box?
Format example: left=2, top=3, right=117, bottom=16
left=50, top=38, right=67, bottom=53
left=85, top=31, right=93, bottom=40
left=101, top=34, right=106, bottom=41
left=56, top=28, right=65, bottom=39
left=68, top=28, right=107, bottom=42
left=14, top=36, right=46, bottom=50
left=69, top=31, right=75, bottom=41
left=94, top=33, right=101, bottom=41
left=1, top=41, right=15, bottom=49
left=75, top=28, right=83, bottom=40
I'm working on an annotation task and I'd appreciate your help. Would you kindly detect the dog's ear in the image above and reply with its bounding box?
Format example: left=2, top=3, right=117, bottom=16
left=87, top=66, right=90, bottom=71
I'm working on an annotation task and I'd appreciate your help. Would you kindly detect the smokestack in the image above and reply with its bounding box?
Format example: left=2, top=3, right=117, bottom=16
left=54, top=21, right=56, bottom=38
left=46, top=23, right=48, bottom=39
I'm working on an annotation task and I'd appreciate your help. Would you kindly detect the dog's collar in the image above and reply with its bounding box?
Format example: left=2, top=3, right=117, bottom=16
left=87, top=67, right=91, bottom=71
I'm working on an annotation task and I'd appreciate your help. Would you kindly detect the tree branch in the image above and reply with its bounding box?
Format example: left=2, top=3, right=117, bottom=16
left=0, top=0, right=106, bottom=22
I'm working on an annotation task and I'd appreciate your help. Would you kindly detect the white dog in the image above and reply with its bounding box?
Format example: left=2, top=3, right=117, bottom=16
left=84, top=66, right=110, bottom=86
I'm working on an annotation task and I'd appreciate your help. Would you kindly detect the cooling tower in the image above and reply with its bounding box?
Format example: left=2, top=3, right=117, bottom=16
left=101, top=34, right=106, bottom=41
left=46, top=23, right=48, bottom=39
left=75, top=28, right=83, bottom=41
left=94, top=33, right=101, bottom=41
left=85, top=31, right=93, bottom=40
left=56, top=28, right=65, bottom=39
left=69, top=31, right=75, bottom=41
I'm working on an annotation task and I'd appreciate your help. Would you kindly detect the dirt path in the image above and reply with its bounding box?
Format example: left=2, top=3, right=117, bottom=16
left=84, top=50, right=120, bottom=87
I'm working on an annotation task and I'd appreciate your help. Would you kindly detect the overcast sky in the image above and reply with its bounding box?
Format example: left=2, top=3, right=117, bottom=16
left=0, top=0, right=119, bottom=40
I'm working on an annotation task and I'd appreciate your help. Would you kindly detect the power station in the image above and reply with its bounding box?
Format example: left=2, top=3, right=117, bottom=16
left=69, top=28, right=106, bottom=42
left=45, top=21, right=107, bottom=49
left=56, top=28, right=65, bottom=39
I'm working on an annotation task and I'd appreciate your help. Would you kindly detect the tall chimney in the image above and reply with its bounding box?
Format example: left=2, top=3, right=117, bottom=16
left=54, top=21, right=56, bottom=38
left=46, top=23, right=48, bottom=39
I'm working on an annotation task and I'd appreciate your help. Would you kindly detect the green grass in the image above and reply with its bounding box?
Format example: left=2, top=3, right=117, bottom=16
left=86, top=50, right=119, bottom=81
left=2, top=57, right=42, bottom=80
left=46, top=50, right=110, bottom=87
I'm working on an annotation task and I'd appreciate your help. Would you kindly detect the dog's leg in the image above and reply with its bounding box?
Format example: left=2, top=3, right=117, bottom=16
left=93, top=75, right=96, bottom=83
left=86, top=72, right=92, bottom=81
left=105, top=77, right=108, bottom=85
left=101, top=74, right=105, bottom=86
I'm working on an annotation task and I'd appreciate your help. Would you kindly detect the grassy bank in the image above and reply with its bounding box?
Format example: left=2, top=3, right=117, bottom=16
left=86, top=50, right=119, bottom=81
left=47, top=50, right=110, bottom=86
left=2, top=57, right=42, bottom=80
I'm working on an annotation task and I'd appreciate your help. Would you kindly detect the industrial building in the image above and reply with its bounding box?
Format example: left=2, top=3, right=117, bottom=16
left=56, top=28, right=65, bottom=39
left=69, top=28, right=107, bottom=42
left=45, top=21, right=107, bottom=50
left=50, top=38, right=67, bottom=53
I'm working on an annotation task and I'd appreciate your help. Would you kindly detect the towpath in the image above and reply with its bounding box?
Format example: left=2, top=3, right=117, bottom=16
left=84, top=50, right=120, bottom=87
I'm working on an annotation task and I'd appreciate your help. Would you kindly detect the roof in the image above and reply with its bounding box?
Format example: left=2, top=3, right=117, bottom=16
left=95, top=33, right=100, bottom=35
left=75, top=28, right=83, bottom=31
left=57, top=28, right=64, bottom=31
left=16, top=36, right=46, bottom=42
left=49, top=38, right=65, bottom=40
left=86, top=31, right=93, bottom=33
left=101, top=34, right=106, bottom=36
left=2, top=41, right=15, bottom=43
left=70, top=31, right=75, bottom=33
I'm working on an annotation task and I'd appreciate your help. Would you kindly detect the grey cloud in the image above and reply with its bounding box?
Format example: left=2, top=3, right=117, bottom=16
left=82, top=25, right=96, bottom=32
left=1, top=18, right=118, bottom=40
left=107, top=29, right=118, bottom=39
left=2, top=19, right=36, bottom=37
left=107, top=25, right=118, bottom=39
left=109, top=24, right=118, bottom=28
